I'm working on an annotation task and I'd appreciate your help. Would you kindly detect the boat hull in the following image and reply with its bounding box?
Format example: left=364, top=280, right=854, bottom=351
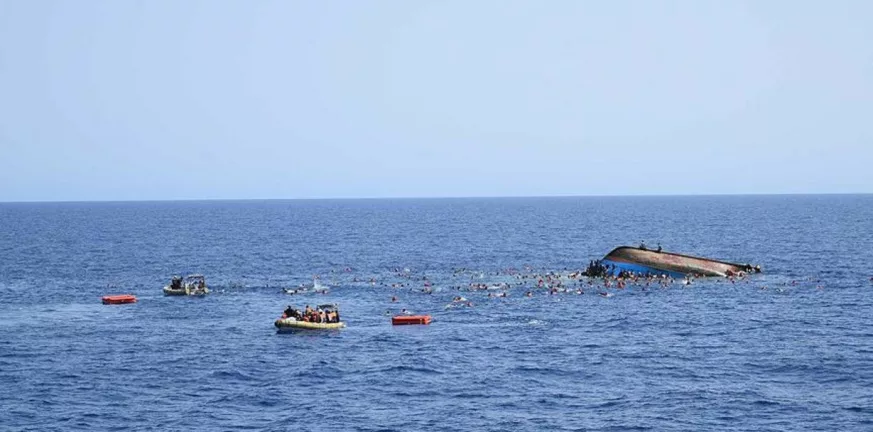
left=163, top=286, right=209, bottom=296
left=274, top=318, right=345, bottom=332
left=601, top=246, right=751, bottom=277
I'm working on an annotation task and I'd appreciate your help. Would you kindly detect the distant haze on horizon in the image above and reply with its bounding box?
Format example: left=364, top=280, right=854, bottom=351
left=1, top=1, right=871, bottom=202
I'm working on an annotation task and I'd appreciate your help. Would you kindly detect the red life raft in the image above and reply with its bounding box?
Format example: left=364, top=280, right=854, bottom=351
left=102, top=294, right=137, bottom=305
left=392, top=315, right=431, bottom=325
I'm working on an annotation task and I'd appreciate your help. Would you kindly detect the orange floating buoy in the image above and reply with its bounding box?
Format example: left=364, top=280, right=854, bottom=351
left=102, top=294, right=137, bottom=305
left=392, top=315, right=431, bottom=325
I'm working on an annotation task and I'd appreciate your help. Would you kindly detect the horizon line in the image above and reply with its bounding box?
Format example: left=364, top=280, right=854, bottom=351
left=1, top=191, right=871, bottom=204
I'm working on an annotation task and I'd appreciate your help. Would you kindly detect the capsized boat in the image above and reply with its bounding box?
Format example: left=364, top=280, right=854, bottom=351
left=595, top=246, right=759, bottom=278
left=163, top=274, right=209, bottom=296
left=275, top=304, right=345, bottom=332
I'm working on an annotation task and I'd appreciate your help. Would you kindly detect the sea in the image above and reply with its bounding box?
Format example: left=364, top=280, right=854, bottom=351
left=1, top=195, right=872, bottom=431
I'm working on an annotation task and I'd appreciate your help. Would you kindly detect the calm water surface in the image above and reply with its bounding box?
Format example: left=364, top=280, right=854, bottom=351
left=1, top=196, right=872, bottom=431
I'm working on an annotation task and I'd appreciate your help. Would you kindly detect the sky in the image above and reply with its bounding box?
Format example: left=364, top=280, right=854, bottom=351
left=0, top=0, right=871, bottom=201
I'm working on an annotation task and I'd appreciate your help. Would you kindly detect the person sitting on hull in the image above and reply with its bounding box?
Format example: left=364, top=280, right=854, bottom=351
left=639, top=241, right=647, bottom=250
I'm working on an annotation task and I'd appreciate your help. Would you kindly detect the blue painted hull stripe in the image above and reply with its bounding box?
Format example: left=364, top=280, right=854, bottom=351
left=600, top=259, right=687, bottom=278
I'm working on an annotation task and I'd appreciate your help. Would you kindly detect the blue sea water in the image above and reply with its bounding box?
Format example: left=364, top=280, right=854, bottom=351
left=1, top=195, right=872, bottom=431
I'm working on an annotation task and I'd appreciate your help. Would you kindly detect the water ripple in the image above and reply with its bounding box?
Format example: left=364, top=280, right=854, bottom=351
left=1, top=197, right=872, bottom=431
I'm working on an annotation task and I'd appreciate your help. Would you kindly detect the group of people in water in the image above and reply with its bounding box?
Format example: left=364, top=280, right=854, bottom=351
left=376, top=258, right=773, bottom=303
left=281, top=305, right=341, bottom=323
left=268, top=249, right=778, bottom=324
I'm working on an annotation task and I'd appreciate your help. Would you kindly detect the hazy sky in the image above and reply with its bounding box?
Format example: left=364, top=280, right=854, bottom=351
left=1, top=1, right=871, bottom=201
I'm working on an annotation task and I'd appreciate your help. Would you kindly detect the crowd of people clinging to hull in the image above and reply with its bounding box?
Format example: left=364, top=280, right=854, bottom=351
left=281, top=305, right=340, bottom=323
left=582, top=260, right=612, bottom=278
left=582, top=259, right=674, bottom=281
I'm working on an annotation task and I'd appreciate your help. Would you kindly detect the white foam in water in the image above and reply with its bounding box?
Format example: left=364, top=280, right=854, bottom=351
left=313, top=278, right=329, bottom=291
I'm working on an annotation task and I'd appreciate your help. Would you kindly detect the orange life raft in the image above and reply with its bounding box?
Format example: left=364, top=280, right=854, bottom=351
left=102, top=294, right=137, bottom=305
left=392, top=315, right=432, bottom=325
